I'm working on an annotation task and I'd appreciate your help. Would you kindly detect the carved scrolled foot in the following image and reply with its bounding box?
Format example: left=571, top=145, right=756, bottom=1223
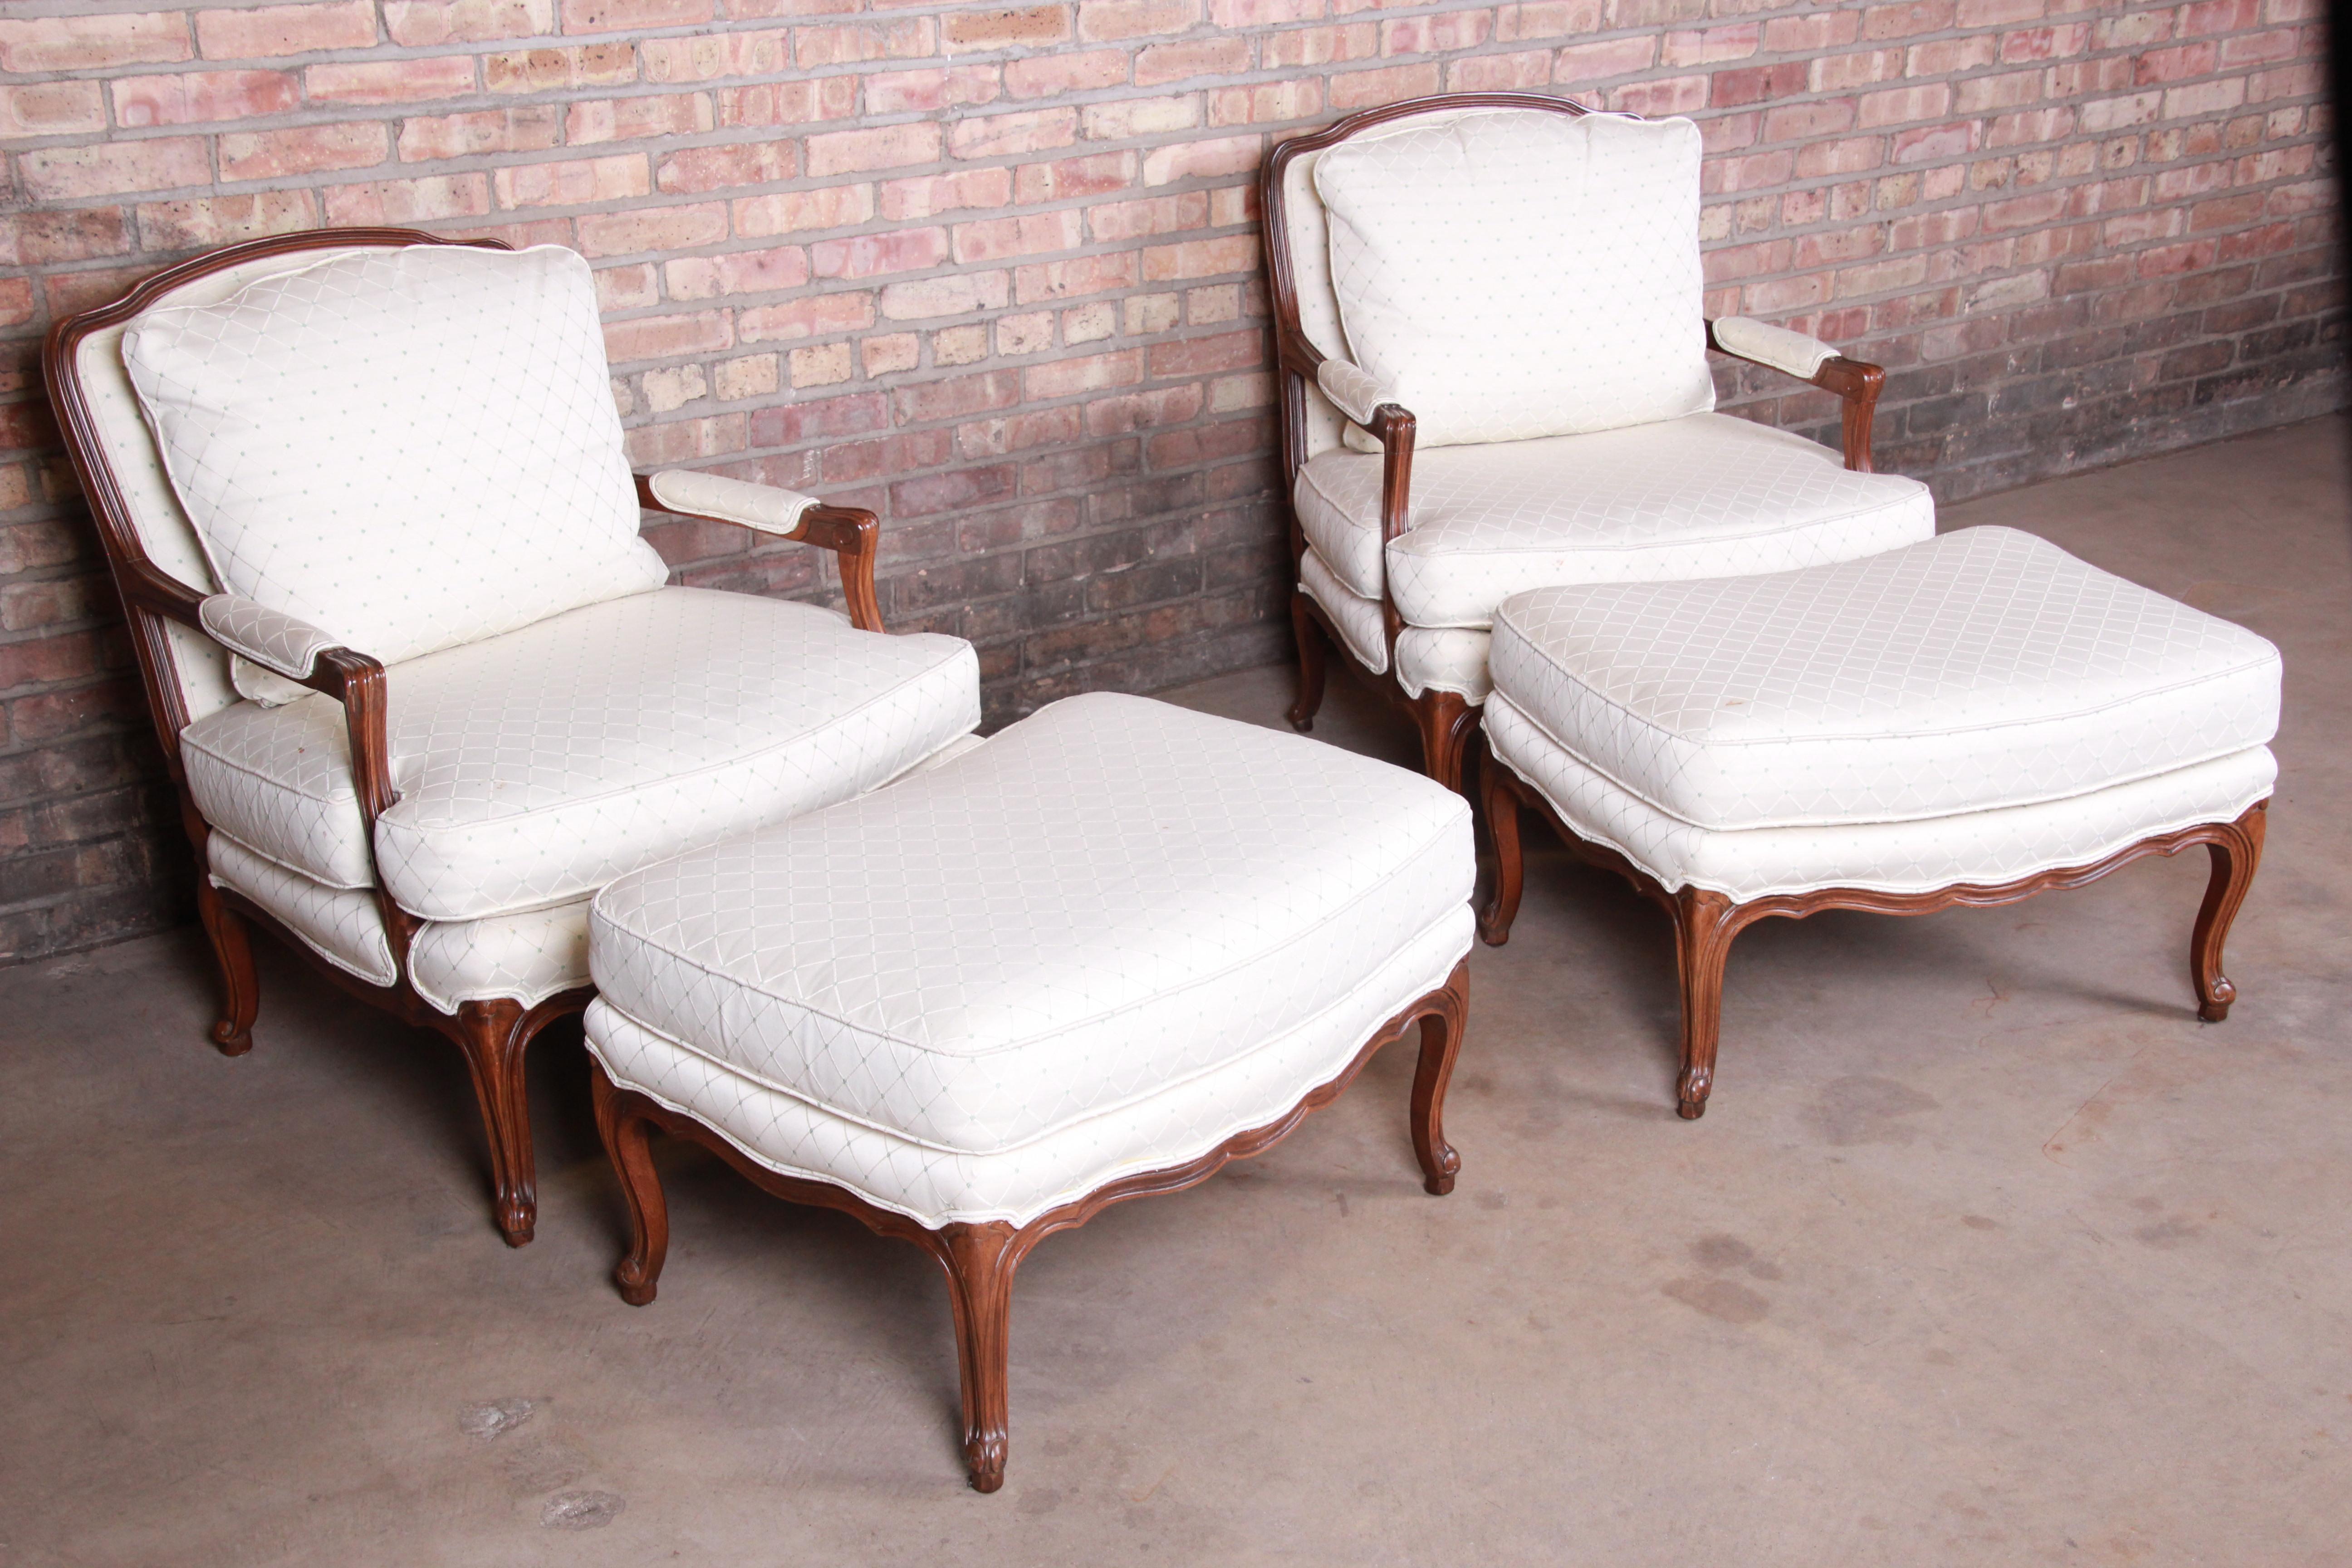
left=964, top=1429, right=1009, bottom=1494
left=495, top=1193, right=536, bottom=1249
left=1676, top=1066, right=1712, bottom=1121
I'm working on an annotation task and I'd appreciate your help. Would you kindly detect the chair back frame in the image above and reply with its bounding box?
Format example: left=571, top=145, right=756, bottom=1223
left=1256, top=93, right=1601, bottom=791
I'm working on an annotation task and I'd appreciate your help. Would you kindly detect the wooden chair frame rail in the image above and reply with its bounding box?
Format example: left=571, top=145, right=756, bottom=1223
left=590, top=958, right=1470, bottom=1494
left=40, top=227, right=887, bottom=1247
left=1258, top=91, right=1889, bottom=790
left=1475, top=748, right=2269, bottom=1118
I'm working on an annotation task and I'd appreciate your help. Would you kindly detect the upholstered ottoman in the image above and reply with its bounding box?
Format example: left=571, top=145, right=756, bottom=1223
left=583, top=693, right=1473, bottom=1490
left=1477, top=526, right=2278, bottom=1117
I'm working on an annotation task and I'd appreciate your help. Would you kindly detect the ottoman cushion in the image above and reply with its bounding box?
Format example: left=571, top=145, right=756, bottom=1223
left=586, top=693, right=1473, bottom=1225
left=1489, top=526, right=2281, bottom=832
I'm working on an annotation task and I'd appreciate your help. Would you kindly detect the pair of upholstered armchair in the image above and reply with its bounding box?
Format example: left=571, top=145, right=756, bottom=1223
left=48, top=230, right=983, bottom=1245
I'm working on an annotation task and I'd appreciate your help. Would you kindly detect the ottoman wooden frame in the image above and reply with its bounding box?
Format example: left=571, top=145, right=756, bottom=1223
left=1477, top=755, right=2268, bottom=1119
left=589, top=959, right=1467, bottom=1494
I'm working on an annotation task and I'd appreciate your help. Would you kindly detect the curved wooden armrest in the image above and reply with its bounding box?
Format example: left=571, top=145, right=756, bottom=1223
left=114, top=559, right=400, bottom=825
left=634, top=473, right=884, bottom=632
left=1705, top=319, right=1884, bottom=474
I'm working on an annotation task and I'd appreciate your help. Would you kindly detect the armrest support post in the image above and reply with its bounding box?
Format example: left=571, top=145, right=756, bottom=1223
left=634, top=472, right=886, bottom=633
left=1706, top=318, right=1885, bottom=474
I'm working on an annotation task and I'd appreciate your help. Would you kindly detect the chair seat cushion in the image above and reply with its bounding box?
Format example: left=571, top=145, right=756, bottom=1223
left=1294, top=413, right=1935, bottom=629
left=181, top=586, right=980, bottom=922
left=1488, top=526, right=2283, bottom=832
left=586, top=692, right=1474, bottom=1169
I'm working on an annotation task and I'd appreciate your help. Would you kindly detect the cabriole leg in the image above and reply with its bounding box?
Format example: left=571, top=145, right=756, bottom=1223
left=1476, top=762, right=1527, bottom=947
left=936, top=1221, right=1029, bottom=1494
left=591, top=1065, right=670, bottom=1305
left=1670, top=888, right=1741, bottom=1120
left=195, top=880, right=259, bottom=1056
left=2191, top=802, right=2267, bottom=1023
left=1409, top=961, right=1470, bottom=1196
left=453, top=999, right=543, bottom=1246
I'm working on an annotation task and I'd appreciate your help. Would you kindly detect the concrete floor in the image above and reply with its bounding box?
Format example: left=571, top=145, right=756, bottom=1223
left=6, top=419, right=2350, bottom=1566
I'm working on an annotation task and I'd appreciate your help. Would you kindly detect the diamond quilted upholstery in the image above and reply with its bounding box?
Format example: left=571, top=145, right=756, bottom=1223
left=1487, top=694, right=2276, bottom=902
left=588, top=692, right=1474, bottom=1160
left=122, top=245, right=668, bottom=694
left=1315, top=108, right=1713, bottom=450
left=180, top=586, right=981, bottom=921
left=587, top=903, right=1471, bottom=1228
left=1490, top=527, right=2282, bottom=831
left=208, top=830, right=396, bottom=987
left=1298, top=546, right=1492, bottom=701
left=210, top=827, right=594, bottom=1011
left=1296, top=412, right=1936, bottom=629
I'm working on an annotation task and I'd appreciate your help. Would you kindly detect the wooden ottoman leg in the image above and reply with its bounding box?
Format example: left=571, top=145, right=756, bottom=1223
left=1671, top=888, right=1741, bottom=1120
left=936, top=1221, right=1031, bottom=1494
left=195, top=880, right=260, bottom=1057
left=1287, top=590, right=1328, bottom=733
left=1410, top=960, right=1470, bottom=1196
left=592, top=1064, right=671, bottom=1305
left=2192, top=801, right=2267, bottom=1023
left=1476, top=761, right=1527, bottom=947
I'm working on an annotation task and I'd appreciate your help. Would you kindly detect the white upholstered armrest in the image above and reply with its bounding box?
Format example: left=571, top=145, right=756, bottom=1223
left=1316, top=358, right=1402, bottom=426
left=199, top=594, right=340, bottom=681
left=647, top=469, right=818, bottom=535
left=1713, top=317, right=1840, bottom=380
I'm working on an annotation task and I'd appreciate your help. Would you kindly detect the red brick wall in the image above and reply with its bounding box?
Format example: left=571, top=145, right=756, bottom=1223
left=0, top=0, right=2341, bottom=959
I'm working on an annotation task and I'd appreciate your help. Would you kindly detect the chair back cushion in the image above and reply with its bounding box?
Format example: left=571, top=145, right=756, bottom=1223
left=122, top=243, right=665, bottom=685
left=1314, top=108, right=1713, bottom=450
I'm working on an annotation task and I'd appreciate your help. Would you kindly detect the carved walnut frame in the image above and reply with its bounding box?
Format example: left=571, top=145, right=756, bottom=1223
left=1259, top=91, right=1890, bottom=794
left=44, top=227, right=890, bottom=1247
left=590, top=958, right=1469, bottom=1493
left=1475, top=747, right=2268, bottom=1118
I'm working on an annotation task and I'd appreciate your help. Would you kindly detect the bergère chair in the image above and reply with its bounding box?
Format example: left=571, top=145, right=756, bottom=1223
left=1260, top=92, right=1938, bottom=789
left=44, top=230, right=981, bottom=1245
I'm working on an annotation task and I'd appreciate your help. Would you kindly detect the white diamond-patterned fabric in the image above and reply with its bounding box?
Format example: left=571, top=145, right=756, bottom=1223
left=121, top=244, right=667, bottom=692
left=208, top=830, right=397, bottom=987
left=208, top=826, right=594, bottom=1013
left=1487, top=694, right=2276, bottom=902
left=179, top=586, right=981, bottom=922
left=587, top=903, right=1470, bottom=1229
left=588, top=692, right=1474, bottom=1166
left=1299, top=546, right=1492, bottom=701
left=198, top=593, right=340, bottom=681
left=1296, top=412, right=1936, bottom=628
left=1490, top=527, right=2283, bottom=832
left=1314, top=109, right=1713, bottom=451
